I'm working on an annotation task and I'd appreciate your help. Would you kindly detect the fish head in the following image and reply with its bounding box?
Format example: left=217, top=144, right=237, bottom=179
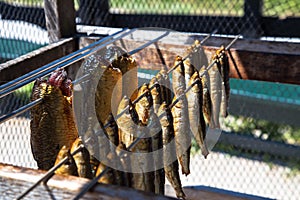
left=48, top=69, right=73, bottom=97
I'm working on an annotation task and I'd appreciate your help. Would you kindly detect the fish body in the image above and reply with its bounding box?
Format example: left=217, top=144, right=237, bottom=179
left=186, top=71, right=209, bottom=158
left=30, top=70, right=78, bottom=170
left=95, top=65, right=122, bottom=124
left=131, top=123, right=155, bottom=193
left=157, top=103, right=185, bottom=199
left=208, top=56, right=222, bottom=129
left=117, top=96, right=139, bottom=148
left=70, top=137, right=93, bottom=179
left=112, top=54, right=138, bottom=101
left=156, top=69, right=172, bottom=106
left=172, top=56, right=186, bottom=96
left=183, top=59, right=195, bottom=87
left=200, top=66, right=212, bottom=125
left=171, top=96, right=191, bottom=176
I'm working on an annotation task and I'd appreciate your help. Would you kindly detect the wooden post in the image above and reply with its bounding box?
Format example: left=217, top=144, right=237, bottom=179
left=44, top=0, right=76, bottom=43
left=243, top=0, right=263, bottom=38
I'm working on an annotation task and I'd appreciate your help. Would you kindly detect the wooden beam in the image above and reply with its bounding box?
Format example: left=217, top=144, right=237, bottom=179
left=0, top=38, right=77, bottom=84
left=218, top=131, right=300, bottom=161
left=111, top=35, right=300, bottom=85
left=44, top=0, right=76, bottom=43
left=0, top=163, right=175, bottom=200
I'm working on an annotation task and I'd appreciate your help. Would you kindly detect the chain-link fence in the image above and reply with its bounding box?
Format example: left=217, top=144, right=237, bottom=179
left=0, top=0, right=300, bottom=200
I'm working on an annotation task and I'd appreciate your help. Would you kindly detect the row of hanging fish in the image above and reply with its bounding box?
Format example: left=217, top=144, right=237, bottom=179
left=29, top=42, right=230, bottom=199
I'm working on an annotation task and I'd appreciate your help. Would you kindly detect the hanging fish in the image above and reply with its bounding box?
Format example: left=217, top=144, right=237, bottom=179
left=157, top=103, right=185, bottom=199
left=104, top=113, right=119, bottom=148
left=131, top=123, right=155, bottom=193
left=171, top=96, right=191, bottom=176
left=116, top=142, right=132, bottom=187
left=200, top=66, right=212, bottom=125
left=30, top=69, right=78, bottom=170
left=217, top=47, right=230, bottom=118
left=112, top=54, right=138, bottom=101
left=135, top=83, right=152, bottom=125
left=95, top=65, right=122, bottom=125
left=70, top=137, right=93, bottom=179
left=54, top=145, right=78, bottom=176
left=186, top=71, right=209, bottom=158
left=149, top=77, right=161, bottom=114
left=172, top=56, right=186, bottom=96
left=208, top=55, right=222, bottom=129
left=183, top=58, right=195, bottom=87
left=156, top=69, right=172, bottom=106
left=96, top=162, right=115, bottom=184
left=117, top=96, right=139, bottom=148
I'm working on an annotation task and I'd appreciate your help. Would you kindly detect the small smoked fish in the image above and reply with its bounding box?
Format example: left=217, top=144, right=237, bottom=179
left=208, top=55, right=222, bottom=129
left=135, top=83, right=152, bottom=125
left=157, top=103, right=185, bottom=199
left=156, top=69, right=172, bottom=106
left=104, top=113, right=119, bottom=147
left=183, top=58, right=195, bottom=87
left=112, top=54, right=138, bottom=101
left=131, top=123, right=155, bottom=193
left=149, top=77, right=161, bottom=114
left=186, top=71, right=209, bottom=158
left=95, top=65, right=122, bottom=124
left=200, top=66, right=212, bottom=125
left=70, top=137, right=93, bottom=179
left=96, top=162, right=115, bottom=184
left=172, top=56, right=186, bottom=96
left=217, top=47, right=230, bottom=118
left=117, top=96, right=139, bottom=148
left=54, top=145, right=78, bottom=176
left=30, top=69, right=78, bottom=170
left=116, top=142, right=132, bottom=187
left=171, top=96, right=191, bottom=176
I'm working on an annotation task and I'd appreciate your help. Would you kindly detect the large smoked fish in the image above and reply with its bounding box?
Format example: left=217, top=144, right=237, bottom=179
left=30, top=69, right=78, bottom=170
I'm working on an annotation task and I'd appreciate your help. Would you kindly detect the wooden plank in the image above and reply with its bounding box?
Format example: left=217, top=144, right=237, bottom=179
left=229, top=93, right=300, bottom=127
left=218, top=131, right=300, bottom=161
left=44, top=0, right=76, bottom=43
left=111, top=35, right=300, bottom=85
left=0, top=38, right=77, bottom=84
left=0, top=163, right=175, bottom=200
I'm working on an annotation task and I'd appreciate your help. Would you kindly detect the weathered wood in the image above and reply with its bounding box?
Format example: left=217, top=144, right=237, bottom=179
left=112, top=36, right=300, bottom=85
left=0, top=163, right=175, bottom=200
left=0, top=38, right=77, bottom=84
left=44, top=0, right=76, bottom=43
left=218, top=131, right=300, bottom=161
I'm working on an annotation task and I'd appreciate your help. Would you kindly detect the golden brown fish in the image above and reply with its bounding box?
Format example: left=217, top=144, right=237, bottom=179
left=156, top=69, right=172, bottom=106
left=172, top=56, right=186, bottom=96
left=95, top=65, right=122, bottom=124
left=135, top=84, right=152, bottom=125
left=208, top=55, right=222, bottom=129
left=149, top=77, right=161, bottom=114
left=70, top=137, right=93, bottom=179
left=131, top=123, right=155, bottom=193
left=54, top=145, right=78, bottom=176
left=183, top=58, right=195, bottom=87
left=117, top=96, right=139, bottom=148
left=30, top=69, right=78, bottom=170
left=96, top=162, right=115, bottom=184
left=104, top=113, right=119, bottom=147
left=186, top=71, right=209, bottom=158
left=157, top=103, right=185, bottom=199
left=200, top=66, right=212, bottom=125
left=112, top=54, right=138, bottom=101
left=171, top=96, right=191, bottom=176
left=217, top=47, right=230, bottom=118
left=116, top=142, right=132, bottom=187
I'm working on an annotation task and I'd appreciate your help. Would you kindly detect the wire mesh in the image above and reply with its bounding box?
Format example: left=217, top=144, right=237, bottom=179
left=0, top=0, right=47, bottom=64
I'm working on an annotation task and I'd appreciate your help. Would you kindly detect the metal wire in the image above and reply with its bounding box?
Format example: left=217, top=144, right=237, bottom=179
left=73, top=34, right=240, bottom=199
left=14, top=32, right=239, bottom=199
left=0, top=28, right=136, bottom=99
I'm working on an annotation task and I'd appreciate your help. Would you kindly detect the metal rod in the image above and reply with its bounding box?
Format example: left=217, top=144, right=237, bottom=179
left=0, top=29, right=128, bottom=93
left=0, top=29, right=136, bottom=99
left=15, top=145, right=84, bottom=200
left=0, top=98, right=42, bottom=124
left=167, top=30, right=217, bottom=74
left=74, top=31, right=170, bottom=86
